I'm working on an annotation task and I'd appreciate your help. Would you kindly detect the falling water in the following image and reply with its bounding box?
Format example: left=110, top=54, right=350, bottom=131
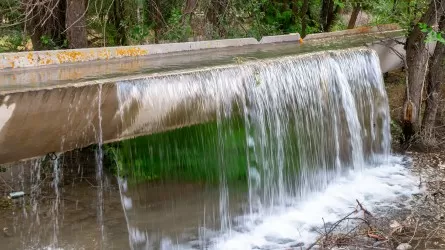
left=113, top=48, right=409, bottom=249
left=50, top=154, right=61, bottom=247
left=95, top=84, right=105, bottom=245
left=28, top=159, right=43, bottom=246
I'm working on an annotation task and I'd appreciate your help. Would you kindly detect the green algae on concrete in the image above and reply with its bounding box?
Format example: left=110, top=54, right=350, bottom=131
left=107, top=117, right=248, bottom=184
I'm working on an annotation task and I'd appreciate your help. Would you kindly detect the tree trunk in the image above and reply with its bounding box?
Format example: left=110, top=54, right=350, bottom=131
left=147, top=0, right=162, bottom=43
left=66, top=0, right=88, bottom=49
left=113, top=0, right=127, bottom=45
left=290, top=0, right=298, bottom=26
left=320, top=0, right=331, bottom=31
left=393, top=0, right=398, bottom=12
left=402, top=0, right=445, bottom=143
left=300, top=0, right=310, bottom=37
left=347, top=3, right=361, bottom=29
left=206, top=0, right=228, bottom=38
left=25, top=0, right=66, bottom=50
left=51, top=0, right=66, bottom=47
left=320, top=0, right=341, bottom=31
left=422, top=15, right=445, bottom=141
left=182, top=0, right=197, bottom=22
left=26, top=8, right=46, bottom=50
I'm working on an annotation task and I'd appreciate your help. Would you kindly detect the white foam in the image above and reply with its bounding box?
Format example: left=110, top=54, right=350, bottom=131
left=211, top=155, right=419, bottom=250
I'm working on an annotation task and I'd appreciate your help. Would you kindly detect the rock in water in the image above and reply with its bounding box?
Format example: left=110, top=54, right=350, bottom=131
left=3, top=227, right=12, bottom=237
left=396, top=243, right=412, bottom=250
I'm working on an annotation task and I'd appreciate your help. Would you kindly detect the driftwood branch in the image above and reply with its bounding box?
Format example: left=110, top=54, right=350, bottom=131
left=306, top=200, right=375, bottom=250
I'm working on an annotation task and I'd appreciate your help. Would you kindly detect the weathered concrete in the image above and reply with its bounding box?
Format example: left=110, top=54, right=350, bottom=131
left=0, top=38, right=261, bottom=70
left=1, top=36, right=309, bottom=70
left=304, top=23, right=401, bottom=40
left=368, top=37, right=405, bottom=73
left=0, top=24, right=399, bottom=70
left=259, top=34, right=301, bottom=44
left=0, top=29, right=406, bottom=164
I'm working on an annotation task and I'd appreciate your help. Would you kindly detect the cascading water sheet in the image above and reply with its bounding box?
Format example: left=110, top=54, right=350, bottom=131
left=115, top=48, right=419, bottom=250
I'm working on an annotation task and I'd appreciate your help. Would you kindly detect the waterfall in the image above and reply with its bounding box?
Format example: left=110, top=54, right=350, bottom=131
left=115, top=48, right=393, bottom=249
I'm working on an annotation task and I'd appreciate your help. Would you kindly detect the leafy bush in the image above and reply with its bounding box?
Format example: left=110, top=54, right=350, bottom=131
left=0, top=30, right=25, bottom=52
left=161, top=8, right=192, bottom=42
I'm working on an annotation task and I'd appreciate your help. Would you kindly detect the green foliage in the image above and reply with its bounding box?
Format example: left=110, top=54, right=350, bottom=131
left=0, top=30, right=25, bottom=52
left=419, top=23, right=445, bottom=44
left=333, top=0, right=345, bottom=9
left=42, top=35, right=67, bottom=50
left=129, top=24, right=150, bottom=43
left=0, top=0, right=26, bottom=52
left=162, top=8, right=192, bottom=42
left=331, top=19, right=347, bottom=31
left=260, top=1, right=297, bottom=34
left=39, top=35, right=67, bottom=50
left=390, top=119, right=403, bottom=143
left=0, top=0, right=434, bottom=51
left=369, top=0, right=428, bottom=31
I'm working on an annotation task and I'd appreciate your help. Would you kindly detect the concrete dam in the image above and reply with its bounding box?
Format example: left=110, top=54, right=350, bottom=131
left=0, top=25, right=425, bottom=250
left=0, top=25, right=404, bottom=165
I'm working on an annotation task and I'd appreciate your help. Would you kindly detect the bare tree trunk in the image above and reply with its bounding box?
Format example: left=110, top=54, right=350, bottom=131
left=320, top=0, right=331, bottom=31
left=113, top=0, right=127, bottom=45
left=291, top=0, right=298, bottom=18
left=26, top=8, right=46, bottom=50
left=66, top=0, right=88, bottom=49
left=320, top=0, right=341, bottom=32
left=402, top=0, right=445, bottom=143
left=393, top=0, right=398, bottom=12
left=206, top=0, right=228, bottom=37
left=182, top=0, right=197, bottom=22
left=147, top=0, right=162, bottom=43
left=422, top=15, right=445, bottom=141
left=300, top=0, right=310, bottom=37
left=25, top=0, right=66, bottom=50
left=347, top=3, right=361, bottom=29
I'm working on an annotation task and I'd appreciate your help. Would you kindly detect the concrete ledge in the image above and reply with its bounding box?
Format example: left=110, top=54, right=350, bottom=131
left=304, top=24, right=402, bottom=40
left=0, top=24, right=402, bottom=70
left=0, top=38, right=259, bottom=70
left=260, top=34, right=301, bottom=44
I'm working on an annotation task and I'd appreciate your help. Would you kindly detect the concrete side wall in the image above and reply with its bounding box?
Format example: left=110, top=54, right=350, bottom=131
left=369, top=38, right=405, bottom=73
left=259, top=34, right=301, bottom=43
left=0, top=85, right=120, bottom=163
left=0, top=80, right=219, bottom=164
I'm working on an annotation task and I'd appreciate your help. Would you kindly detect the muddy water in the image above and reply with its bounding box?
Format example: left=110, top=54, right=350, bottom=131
left=0, top=162, right=248, bottom=250
left=0, top=155, right=420, bottom=250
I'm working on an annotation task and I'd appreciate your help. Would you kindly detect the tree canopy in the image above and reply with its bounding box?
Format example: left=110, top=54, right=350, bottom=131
left=0, top=0, right=432, bottom=51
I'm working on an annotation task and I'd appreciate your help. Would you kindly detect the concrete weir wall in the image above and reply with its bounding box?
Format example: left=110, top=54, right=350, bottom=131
left=1, top=35, right=303, bottom=70
left=0, top=25, right=405, bottom=164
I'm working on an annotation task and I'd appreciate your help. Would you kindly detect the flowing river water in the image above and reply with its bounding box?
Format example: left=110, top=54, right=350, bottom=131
left=0, top=48, right=420, bottom=250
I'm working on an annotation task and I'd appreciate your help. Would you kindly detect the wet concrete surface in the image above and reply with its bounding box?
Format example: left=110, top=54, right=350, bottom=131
left=0, top=31, right=403, bottom=94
